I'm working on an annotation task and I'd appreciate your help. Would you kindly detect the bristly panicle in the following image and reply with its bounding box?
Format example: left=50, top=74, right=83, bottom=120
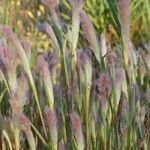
left=0, top=38, right=19, bottom=75
left=41, top=0, right=61, bottom=28
left=18, top=113, right=30, bottom=132
left=10, top=75, right=29, bottom=116
left=38, top=23, right=57, bottom=44
left=70, top=112, right=84, bottom=150
left=115, top=66, right=126, bottom=95
left=17, top=74, right=29, bottom=102
left=96, top=72, right=111, bottom=113
left=40, top=0, right=59, bottom=10
left=8, top=74, right=36, bottom=150
left=117, top=92, right=128, bottom=141
left=45, top=106, right=58, bottom=150
left=0, top=38, right=19, bottom=90
left=38, top=56, right=50, bottom=79
left=44, top=51, right=59, bottom=71
left=17, top=113, right=36, bottom=150
left=20, top=37, right=32, bottom=61
left=96, top=73, right=111, bottom=99
left=38, top=56, right=54, bottom=108
left=3, top=27, right=18, bottom=44
left=76, top=49, right=92, bottom=94
left=3, top=26, right=32, bottom=78
left=44, top=51, right=60, bottom=84
left=80, top=11, right=101, bottom=64
left=45, top=106, right=57, bottom=129
left=105, top=51, right=117, bottom=67
left=38, top=23, right=60, bottom=53
left=79, top=50, right=92, bottom=73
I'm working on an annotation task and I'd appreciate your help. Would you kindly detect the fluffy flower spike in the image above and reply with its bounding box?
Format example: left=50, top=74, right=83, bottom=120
left=70, top=112, right=84, bottom=150
left=80, top=11, right=101, bottom=64
left=38, top=56, right=54, bottom=108
left=45, top=106, right=58, bottom=150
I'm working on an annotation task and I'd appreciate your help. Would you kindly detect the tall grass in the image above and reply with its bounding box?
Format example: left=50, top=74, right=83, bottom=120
left=0, top=0, right=150, bottom=149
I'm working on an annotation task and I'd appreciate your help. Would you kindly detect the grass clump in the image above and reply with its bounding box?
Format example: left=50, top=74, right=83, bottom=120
left=0, top=0, right=150, bottom=149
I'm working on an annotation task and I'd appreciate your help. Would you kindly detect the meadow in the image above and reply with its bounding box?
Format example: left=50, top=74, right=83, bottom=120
left=0, top=0, right=150, bottom=149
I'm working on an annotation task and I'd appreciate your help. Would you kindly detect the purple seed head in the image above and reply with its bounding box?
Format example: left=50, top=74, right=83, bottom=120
left=96, top=73, right=111, bottom=111
left=77, top=50, right=92, bottom=86
left=70, top=112, right=82, bottom=134
left=18, top=113, right=31, bottom=132
left=70, top=112, right=84, bottom=149
left=38, top=23, right=59, bottom=50
left=3, top=26, right=17, bottom=43
left=38, top=56, right=50, bottom=79
left=80, top=11, right=100, bottom=62
left=41, top=0, right=59, bottom=9
left=96, top=73, right=111, bottom=98
left=0, top=38, right=18, bottom=73
left=115, top=66, right=125, bottom=87
left=45, top=106, right=58, bottom=149
left=44, top=51, right=59, bottom=71
left=45, top=106, right=57, bottom=128
left=10, top=75, right=29, bottom=115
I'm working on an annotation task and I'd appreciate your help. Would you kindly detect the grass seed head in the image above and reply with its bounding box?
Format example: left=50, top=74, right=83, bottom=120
left=45, top=106, right=58, bottom=149
left=38, top=23, right=59, bottom=51
left=80, top=11, right=100, bottom=63
left=70, top=112, right=84, bottom=150
left=41, top=0, right=59, bottom=9
left=10, top=75, right=29, bottom=115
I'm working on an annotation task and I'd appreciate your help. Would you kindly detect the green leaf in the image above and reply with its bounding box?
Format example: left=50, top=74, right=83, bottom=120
left=107, top=0, right=121, bottom=36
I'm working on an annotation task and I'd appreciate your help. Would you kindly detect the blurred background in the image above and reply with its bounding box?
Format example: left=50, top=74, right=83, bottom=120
left=0, top=0, right=150, bottom=46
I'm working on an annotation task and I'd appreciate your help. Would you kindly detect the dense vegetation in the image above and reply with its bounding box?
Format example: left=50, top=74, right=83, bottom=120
left=0, top=0, right=150, bottom=149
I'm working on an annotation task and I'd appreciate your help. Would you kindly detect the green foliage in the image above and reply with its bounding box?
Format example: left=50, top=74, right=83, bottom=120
left=0, top=0, right=150, bottom=149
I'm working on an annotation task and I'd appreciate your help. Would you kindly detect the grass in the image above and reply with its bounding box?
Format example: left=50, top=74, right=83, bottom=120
left=0, top=0, right=150, bottom=149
